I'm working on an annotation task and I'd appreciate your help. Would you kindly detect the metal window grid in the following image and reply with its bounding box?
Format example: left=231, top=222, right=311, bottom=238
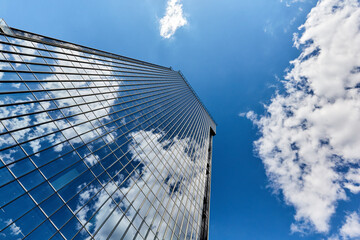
left=0, top=25, right=216, bottom=240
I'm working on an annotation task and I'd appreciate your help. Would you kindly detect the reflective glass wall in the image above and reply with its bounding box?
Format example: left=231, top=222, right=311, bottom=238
left=0, top=27, right=216, bottom=240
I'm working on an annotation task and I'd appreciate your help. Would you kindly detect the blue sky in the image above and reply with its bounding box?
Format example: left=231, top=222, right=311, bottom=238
left=2, top=0, right=360, bottom=239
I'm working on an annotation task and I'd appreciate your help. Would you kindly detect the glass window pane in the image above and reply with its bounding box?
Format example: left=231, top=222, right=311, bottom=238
left=0, top=180, right=24, bottom=206
left=27, top=64, right=52, bottom=72
left=0, top=72, right=20, bottom=81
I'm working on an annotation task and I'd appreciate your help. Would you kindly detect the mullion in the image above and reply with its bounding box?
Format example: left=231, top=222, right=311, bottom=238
left=0, top=77, right=180, bottom=83
left=0, top=82, right=187, bottom=225
left=0, top=79, right=179, bottom=97
left=0, top=86, right=173, bottom=157
left=93, top=94, right=198, bottom=240
left=135, top=105, right=202, bottom=240
left=2, top=87, right=189, bottom=239
left=184, top=109, right=209, bottom=240
left=82, top=91, right=195, bottom=228
left=0, top=86, right=182, bottom=173
left=142, top=97, right=203, bottom=239
left=0, top=72, right=180, bottom=82
left=0, top=84, right=184, bottom=153
left=0, top=88, right=186, bottom=217
left=0, top=86, right=186, bottom=195
left=178, top=72, right=217, bottom=128
left=156, top=101, right=205, bottom=239
left=0, top=66, right=179, bottom=81
left=54, top=90, right=195, bottom=239
left=129, top=99, right=201, bottom=240
left=120, top=94, right=200, bottom=186
left=169, top=113, right=206, bottom=240
left=106, top=90, right=195, bottom=187
left=99, top=93, right=200, bottom=240
left=138, top=100, right=202, bottom=240
left=0, top=36, right=170, bottom=73
left=179, top=105, right=208, bottom=240
left=0, top=83, right=179, bottom=122
left=2, top=60, right=92, bottom=239
left=0, top=32, right=216, bottom=240
left=0, top=80, right=181, bottom=109
left=153, top=100, right=203, bottom=180
left=0, top=80, right=180, bottom=95
left=21, top=76, right=96, bottom=239
left=0, top=75, right=180, bottom=83
left=0, top=47, right=172, bottom=75
left=159, top=101, right=206, bottom=240
left=0, top=34, right=169, bottom=72
left=150, top=99, right=204, bottom=239
left=196, top=129, right=214, bottom=240
left=94, top=92, right=198, bottom=240
left=0, top=120, right=68, bottom=240
left=192, top=111, right=214, bottom=240
left=0, top=59, right=176, bottom=78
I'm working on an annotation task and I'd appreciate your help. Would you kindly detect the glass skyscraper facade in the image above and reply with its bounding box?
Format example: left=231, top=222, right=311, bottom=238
left=0, top=20, right=216, bottom=240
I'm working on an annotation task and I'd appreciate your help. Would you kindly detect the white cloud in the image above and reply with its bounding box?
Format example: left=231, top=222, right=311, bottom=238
left=340, top=212, right=360, bottom=239
left=244, top=0, right=360, bottom=234
left=263, top=20, right=275, bottom=36
left=280, top=0, right=306, bottom=7
left=74, top=130, right=208, bottom=239
left=0, top=53, right=121, bottom=165
left=160, top=0, right=187, bottom=39
left=344, top=169, right=360, bottom=194
left=4, top=219, right=23, bottom=238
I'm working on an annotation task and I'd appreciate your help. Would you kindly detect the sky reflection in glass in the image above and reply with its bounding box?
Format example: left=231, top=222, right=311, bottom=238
left=0, top=29, right=215, bottom=240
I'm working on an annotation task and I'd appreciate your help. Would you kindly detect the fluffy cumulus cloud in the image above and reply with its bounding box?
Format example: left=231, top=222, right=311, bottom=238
left=160, top=0, right=187, bottom=39
left=340, top=212, right=360, bottom=239
left=244, top=0, right=360, bottom=236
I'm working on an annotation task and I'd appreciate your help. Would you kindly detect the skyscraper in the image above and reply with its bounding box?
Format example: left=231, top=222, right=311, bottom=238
left=0, top=19, right=216, bottom=240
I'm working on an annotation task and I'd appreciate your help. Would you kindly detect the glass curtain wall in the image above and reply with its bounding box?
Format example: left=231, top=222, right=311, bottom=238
left=0, top=27, right=216, bottom=240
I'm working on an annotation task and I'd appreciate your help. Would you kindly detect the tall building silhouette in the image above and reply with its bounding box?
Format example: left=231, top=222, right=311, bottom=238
left=0, top=20, right=216, bottom=240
